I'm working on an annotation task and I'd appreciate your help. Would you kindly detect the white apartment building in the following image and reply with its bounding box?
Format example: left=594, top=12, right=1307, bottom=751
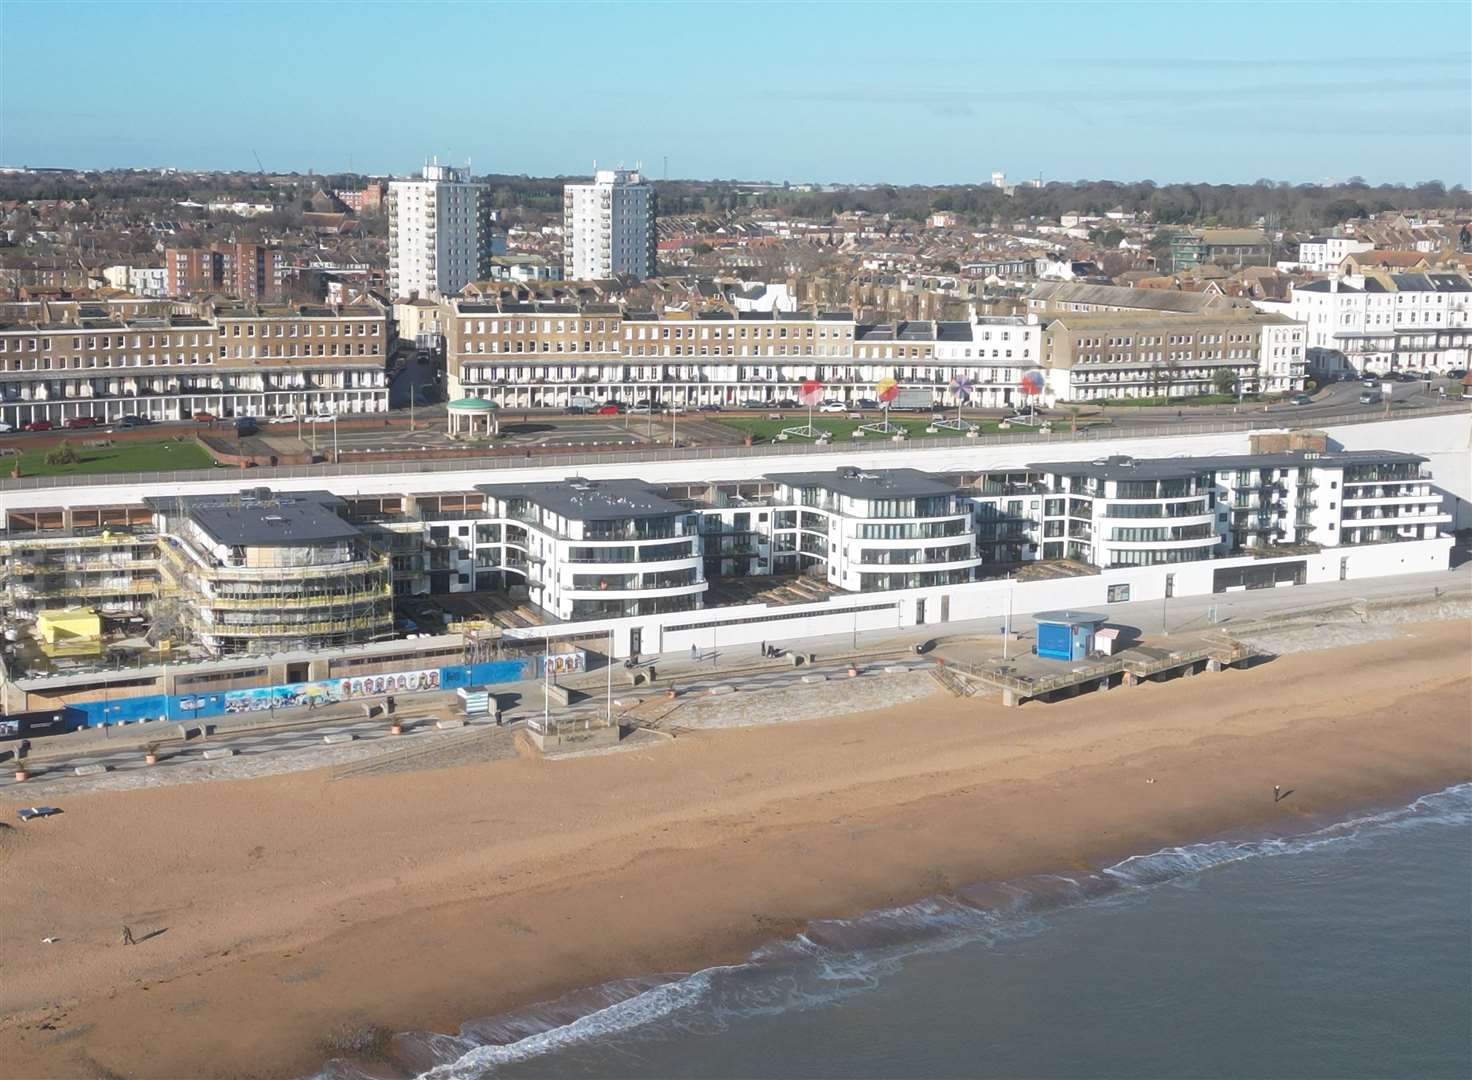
left=388, top=161, right=491, bottom=300
left=1295, top=237, right=1373, bottom=273
left=765, top=470, right=982, bottom=592
left=1264, top=272, right=1472, bottom=376
left=996, top=450, right=1448, bottom=571
left=563, top=169, right=655, bottom=281
left=476, top=478, right=706, bottom=621
left=101, top=266, right=168, bottom=298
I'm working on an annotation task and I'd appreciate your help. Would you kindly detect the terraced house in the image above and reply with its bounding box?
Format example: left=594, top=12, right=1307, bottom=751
left=0, top=296, right=390, bottom=426
left=443, top=295, right=1303, bottom=409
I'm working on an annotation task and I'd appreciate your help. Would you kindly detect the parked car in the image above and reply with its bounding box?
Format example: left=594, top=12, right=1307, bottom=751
left=268, top=413, right=297, bottom=424
left=192, top=411, right=216, bottom=422
left=1290, top=393, right=1312, bottom=406
left=662, top=403, right=687, bottom=415
left=0, top=421, right=13, bottom=433
left=818, top=400, right=847, bottom=413
left=1358, top=391, right=1381, bottom=405
left=1361, top=376, right=1379, bottom=389
left=629, top=403, right=653, bottom=414
left=697, top=403, right=723, bottom=413
left=20, top=419, right=53, bottom=432
left=306, top=412, right=335, bottom=423
left=117, top=415, right=153, bottom=428
left=234, top=417, right=259, bottom=437
left=740, top=397, right=767, bottom=409
left=64, top=416, right=101, bottom=429
left=596, top=404, right=622, bottom=415
left=855, top=397, right=878, bottom=410
left=775, top=398, right=798, bottom=409
left=1447, top=368, right=1467, bottom=380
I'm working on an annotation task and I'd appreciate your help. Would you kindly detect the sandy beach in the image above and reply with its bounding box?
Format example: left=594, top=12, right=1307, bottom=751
left=3, top=618, right=1469, bottom=1080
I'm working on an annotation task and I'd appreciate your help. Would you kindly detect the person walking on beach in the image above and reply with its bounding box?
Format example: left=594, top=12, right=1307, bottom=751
left=120, top=925, right=135, bottom=946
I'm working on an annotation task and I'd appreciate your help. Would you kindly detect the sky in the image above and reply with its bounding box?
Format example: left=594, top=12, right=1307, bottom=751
left=2, top=0, right=1469, bottom=186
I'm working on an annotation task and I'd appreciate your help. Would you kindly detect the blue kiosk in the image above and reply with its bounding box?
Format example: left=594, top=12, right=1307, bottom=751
left=1033, top=610, right=1110, bottom=661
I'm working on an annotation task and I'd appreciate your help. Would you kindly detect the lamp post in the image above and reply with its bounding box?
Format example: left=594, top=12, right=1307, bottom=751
left=605, top=627, right=613, bottom=728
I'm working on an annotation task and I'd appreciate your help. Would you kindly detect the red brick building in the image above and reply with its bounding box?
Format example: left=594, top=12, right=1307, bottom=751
left=165, top=242, right=284, bottom=300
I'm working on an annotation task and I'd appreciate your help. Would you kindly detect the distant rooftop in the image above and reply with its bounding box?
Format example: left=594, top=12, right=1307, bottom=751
left=146, top=489, right=359, bottom=547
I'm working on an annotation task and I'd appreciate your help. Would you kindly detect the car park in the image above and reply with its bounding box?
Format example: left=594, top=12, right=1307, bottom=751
left=20, top=420, right=54, bottom=432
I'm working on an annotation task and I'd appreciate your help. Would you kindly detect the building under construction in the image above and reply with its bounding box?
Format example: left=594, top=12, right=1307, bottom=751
left=145, top=489, right=393, bottom=656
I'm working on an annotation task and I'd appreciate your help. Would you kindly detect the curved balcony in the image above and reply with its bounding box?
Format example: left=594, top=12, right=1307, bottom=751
left=562, top=580, right=707, bottom=601
left=1102, top=534, right=1221, bottom=551
left=853, top=552, right=983, bottom=573
left=1096, top=509, right=1217, bottom=530
left=560, top=553, right=702, bottom=576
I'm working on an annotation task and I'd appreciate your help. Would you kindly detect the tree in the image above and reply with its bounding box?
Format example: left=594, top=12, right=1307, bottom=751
left=1212, top=369, right=1238, bottom=396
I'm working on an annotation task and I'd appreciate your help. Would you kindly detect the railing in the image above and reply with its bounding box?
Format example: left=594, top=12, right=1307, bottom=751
left=0, top=403, right=1464, bottom=493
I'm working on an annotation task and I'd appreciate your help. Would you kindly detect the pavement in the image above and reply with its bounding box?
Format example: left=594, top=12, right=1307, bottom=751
left=5, top=551, right=1465, bottom=792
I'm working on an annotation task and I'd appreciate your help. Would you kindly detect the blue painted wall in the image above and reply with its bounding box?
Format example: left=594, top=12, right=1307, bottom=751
left=62, top=655, right=544, bottom=730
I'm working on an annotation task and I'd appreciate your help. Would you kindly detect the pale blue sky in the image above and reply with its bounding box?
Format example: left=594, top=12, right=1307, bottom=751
left=2, top=0, right=1468, bottom=184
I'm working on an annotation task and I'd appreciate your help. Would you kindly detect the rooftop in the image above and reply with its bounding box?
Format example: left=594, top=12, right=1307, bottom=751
left=147, top=489, right=360, bottom=547
left=476, top=477, right=689, bottom=522
left=765, top=467, right=961, bottom=500
left=1028, top=450, right=1427, bottom=481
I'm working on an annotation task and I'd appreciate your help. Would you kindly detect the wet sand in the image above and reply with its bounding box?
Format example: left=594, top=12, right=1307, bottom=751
left=2, top=619, right=1469, bottom=1079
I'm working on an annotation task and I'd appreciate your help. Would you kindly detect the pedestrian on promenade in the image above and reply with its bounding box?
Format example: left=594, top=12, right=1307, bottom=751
left=759, top=641, right=766, bottom=658
left=121, top=925, right=135, bottom=946
left=690, top=644, right=698, bottom=661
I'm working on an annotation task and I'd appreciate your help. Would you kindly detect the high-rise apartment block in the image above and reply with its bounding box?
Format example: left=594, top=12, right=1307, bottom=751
left=562, top=168, right=656, bottom=281
left=165, top=242, right=284, bottom=301
left=387, top=161, right=492, bottom=300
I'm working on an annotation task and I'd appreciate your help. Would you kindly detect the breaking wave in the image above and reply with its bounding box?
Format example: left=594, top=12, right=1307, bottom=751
left=308, top=782, right=1470, bottom=1080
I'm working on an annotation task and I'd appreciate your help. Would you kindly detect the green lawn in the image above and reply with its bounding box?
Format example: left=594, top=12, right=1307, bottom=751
left=717, top=415, right=1098, bottom=443
left=1097, top=393, right=1268, bottom=408
left=5, top=437, right=215, bottom=477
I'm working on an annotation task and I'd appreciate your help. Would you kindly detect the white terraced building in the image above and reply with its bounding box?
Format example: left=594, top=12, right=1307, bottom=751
left=444, top=300, right=1306, bottom=410
left=1258, top=271, right=1472, bottom=377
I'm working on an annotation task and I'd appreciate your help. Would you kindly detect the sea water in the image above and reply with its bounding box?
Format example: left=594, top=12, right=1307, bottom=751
left=318, top=783, right=1472, bottom=1080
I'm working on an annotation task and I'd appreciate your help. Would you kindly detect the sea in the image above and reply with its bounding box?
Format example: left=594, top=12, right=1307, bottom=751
left=318, top=783, right=1472, bottom=1080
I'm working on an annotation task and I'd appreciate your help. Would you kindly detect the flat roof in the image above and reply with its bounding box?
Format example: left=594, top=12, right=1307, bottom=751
left=476, top=477, right=687, bottom=521
left=1033, top=610, right=1109, bottom=625
left=1028, top=450, right=1427, bottom=481
left=764, top=468, right=960, bottom=500
left=146, top=489, right=359, bottom=546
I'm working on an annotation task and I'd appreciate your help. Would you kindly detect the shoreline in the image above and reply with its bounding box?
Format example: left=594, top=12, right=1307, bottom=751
left=3, top=619, right=1469, bottom=1080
